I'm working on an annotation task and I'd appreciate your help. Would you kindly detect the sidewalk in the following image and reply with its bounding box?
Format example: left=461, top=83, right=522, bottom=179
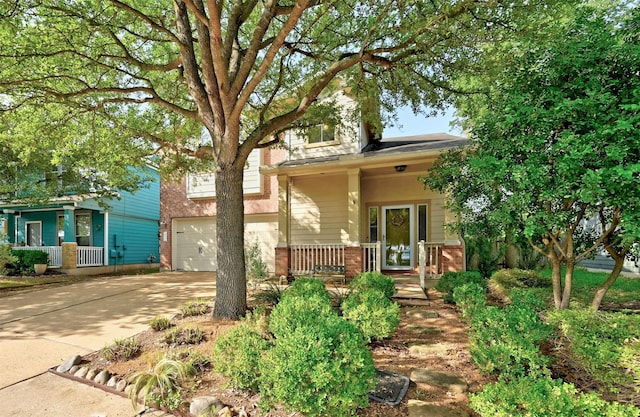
left=0, top=271, right=216, bottom=416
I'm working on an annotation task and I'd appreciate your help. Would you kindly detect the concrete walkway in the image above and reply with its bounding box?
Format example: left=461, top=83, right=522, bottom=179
left=0, top=271, right=216, bottom=416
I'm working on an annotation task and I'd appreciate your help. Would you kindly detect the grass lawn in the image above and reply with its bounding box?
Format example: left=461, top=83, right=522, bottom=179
left=538, top=267, right=640, bottom=307
left=0, top=275, right=84, bottom=290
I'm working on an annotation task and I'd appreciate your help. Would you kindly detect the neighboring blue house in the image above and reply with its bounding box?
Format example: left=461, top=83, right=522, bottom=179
left=0, top=166, right=160, bottom=274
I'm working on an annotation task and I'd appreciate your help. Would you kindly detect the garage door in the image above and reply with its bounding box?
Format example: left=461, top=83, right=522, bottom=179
left=173, top=216, right=278, bottom=272
left=174, top=218, right=217, bottom=271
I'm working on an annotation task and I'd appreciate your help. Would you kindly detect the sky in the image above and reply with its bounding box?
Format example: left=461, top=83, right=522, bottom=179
left=382, top=106, right=463, bottom=138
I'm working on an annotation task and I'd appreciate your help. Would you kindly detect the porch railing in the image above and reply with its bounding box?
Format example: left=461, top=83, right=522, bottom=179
left=77, top=246, right=104, bottom=267
left=11, top=246, right=104, bottom=268
left=290, top=244, right=345, bottom=276
left=361, top=242, right=382, bottom=273
left=419, top=241, right=444, bottom=290
left=12, top=246, right=63, bottom=267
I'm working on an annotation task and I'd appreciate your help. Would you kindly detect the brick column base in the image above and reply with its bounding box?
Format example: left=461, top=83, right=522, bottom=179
left=345, top=246, right=362, bottom=278
left=442, top=245, right=465, bottom=273
left=275, top=247, right=290, bottom=278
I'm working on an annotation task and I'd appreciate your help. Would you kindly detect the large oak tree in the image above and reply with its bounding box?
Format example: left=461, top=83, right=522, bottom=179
left=1, top=0, right=567, bottom=318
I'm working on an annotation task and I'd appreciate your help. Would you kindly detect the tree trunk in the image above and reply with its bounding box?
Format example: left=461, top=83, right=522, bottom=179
left=560, top=259, right=574, bottom=309
left=591, top=255, right=625, bottom=311
left=213, top=163, right=247, bottom=319
left=549, top=251, right=563, bottom=310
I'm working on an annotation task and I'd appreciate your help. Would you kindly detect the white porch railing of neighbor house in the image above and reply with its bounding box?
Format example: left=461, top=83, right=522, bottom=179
left=290, top=244, right=345, bottom=276
left=12, top=246, right=63, bottom=267
left=419, top=241, right=443, bottom=290
left=361, top=242, right=382, bottom=273
left=77, top=246, right=104, bottom=267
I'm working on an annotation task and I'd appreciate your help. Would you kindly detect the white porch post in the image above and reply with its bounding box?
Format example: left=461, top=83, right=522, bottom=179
left=277, top=174, right=289, bottom=247
left=347, top=168, right=361, bottom=245
left=103, top=211, right=109, bottom=266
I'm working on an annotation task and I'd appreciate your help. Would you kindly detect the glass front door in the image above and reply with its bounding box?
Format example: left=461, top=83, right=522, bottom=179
left=382, top=205, right=413, bottom=270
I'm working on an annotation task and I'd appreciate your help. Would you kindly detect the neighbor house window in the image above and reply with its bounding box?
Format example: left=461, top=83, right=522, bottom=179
left=308, top=123, right=336, bottom=144
left=75, top=212, right=92, bottom=246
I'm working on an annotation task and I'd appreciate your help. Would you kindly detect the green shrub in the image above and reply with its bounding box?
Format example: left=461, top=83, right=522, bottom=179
left=9, top=250, right=49, bottom=274
left=102, top=337, right=142, bottom=362
left=128, top=357, right=195, bottom=411
left=469, top=291, right=552, bottom=379
left=260, top=313, right=376, bottom=417
left=341, top=289, right=400, bottom=342
left=149, top=316, right=172, bottom=331
left=163, top=326, right=205, bottom=346
left=435, top=271, right=485, bottom=303
left=212, top=324, right=270, bottom=391
left=548, top=309, right=640, bottom=392
left=281, top=277, right=331, bottom=303
left=489, top=269, right=551, bottom=301
left=181, top=299, right=208, bottom=317
left=470, top=376, right=639, bottom=417
left=245, top=238, right=269, bottom=281
left=348, top=272, right=396, bottom=298
left=0, top=244, right=17, bottom=275
left=452, top=283, right=487, bottom=323
left=269, top=292, right=336, bottom=338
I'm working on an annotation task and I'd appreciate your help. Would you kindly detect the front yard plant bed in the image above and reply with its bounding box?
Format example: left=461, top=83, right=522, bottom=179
left=50, top=288, right=490, bottom=417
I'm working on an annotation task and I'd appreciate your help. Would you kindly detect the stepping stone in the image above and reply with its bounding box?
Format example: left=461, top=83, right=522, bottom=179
left=369, top=369, right=410, bottom=406
left=395, top=298, right=431, bottom=307
left=405, top=324, right=442, bottom=335
left=406, top=310, right=439, bottom=319
left=410, top=369, right=468, bottom=394
left=408, top=342, right=451, bottom=356
left=408, top=400, right=469, bottom=417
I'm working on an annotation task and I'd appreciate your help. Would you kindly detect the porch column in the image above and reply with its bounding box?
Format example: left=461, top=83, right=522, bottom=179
left=61, top=242, right=77, bottom=269
left=62, top=205, right=75, bottom=244
left=275, top=174, right=290, bottom=277
left=347, top=168, right=361, bottom=245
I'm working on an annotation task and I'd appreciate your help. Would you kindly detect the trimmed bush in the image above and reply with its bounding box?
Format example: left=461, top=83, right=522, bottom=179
left=469, top=291, right=552, bottom=379
left=0, top=244, right=17, bottom=275
left=10, top=249, right=49, bottom=274
left=341, top=289, right=400, bottom=342
left=452, top=283, right=487, bottom=323
left=435, top=271, right=485, bottom=303
left=348, top=272, right=396, bottom=298
left=281, top=277, right=331, bottom=303
left=212, top=324, right=270, bottom=391
left=548, top=309, right=640, bottom=392
left=470, top=375, right=639, bottom=417
left=260, top=313, right=376, bottom=417
left=489, top=268, right=550, bottom=301
left=269, top=292, right=336, bottom=338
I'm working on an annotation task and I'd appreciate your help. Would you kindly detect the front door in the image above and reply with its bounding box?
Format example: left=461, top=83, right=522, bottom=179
left=382, top=205, right=414, bottom=270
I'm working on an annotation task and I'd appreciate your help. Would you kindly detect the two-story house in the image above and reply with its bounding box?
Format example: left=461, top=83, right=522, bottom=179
left=0, top=166, right=160, bottom=274
left=160, top=91, right=467, bottom=278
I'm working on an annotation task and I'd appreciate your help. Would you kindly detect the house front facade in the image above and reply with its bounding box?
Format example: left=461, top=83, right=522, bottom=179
left=160, top=91, right=466, bottom=278
left=0, top=166, right=160, bottom=274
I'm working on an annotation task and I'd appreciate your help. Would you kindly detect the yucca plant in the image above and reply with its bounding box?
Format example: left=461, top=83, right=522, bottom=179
left=128, top=357, right=195, bottom=411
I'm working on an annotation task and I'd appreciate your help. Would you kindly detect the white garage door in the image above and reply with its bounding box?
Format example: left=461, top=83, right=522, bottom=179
left=174, top=218, right=217, bottom=271
left=173, top=215, right=278, bottom=273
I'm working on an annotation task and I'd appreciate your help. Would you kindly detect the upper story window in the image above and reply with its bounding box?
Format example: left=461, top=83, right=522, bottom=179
left=306, top=124, right=338, bottom=147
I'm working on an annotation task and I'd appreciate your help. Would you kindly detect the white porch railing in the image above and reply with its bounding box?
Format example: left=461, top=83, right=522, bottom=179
left=419, top=241, right=444, bottom=290
left=361, top=242, right=382, bottom=273
left=290, top=244, right=345, bottom=276
left=77, top=246, right=104, bottom=267
left=12, top=246, right=63, bottom=267
left=11, top=246, right=105, bottom=268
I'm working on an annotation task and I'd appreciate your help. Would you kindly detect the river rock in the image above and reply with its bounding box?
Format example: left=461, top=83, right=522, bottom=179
left=73, top=367, right=89, bottom=378
left=94, top=370, right=111, bottom=385
left=56, top=354, right=82, bottom=373
left=190, top=396, right=224, bottom=417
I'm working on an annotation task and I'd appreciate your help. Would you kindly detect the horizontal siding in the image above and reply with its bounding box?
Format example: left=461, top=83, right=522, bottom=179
left=187, top=150, right=262, bottom=198
left=290, top=175, right=349, bottom=244
left=108, top=213, right=159, bottom=266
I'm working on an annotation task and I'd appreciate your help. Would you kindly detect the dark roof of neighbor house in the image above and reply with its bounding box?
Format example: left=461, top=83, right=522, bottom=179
left=276, top=132, right=468, bottom=168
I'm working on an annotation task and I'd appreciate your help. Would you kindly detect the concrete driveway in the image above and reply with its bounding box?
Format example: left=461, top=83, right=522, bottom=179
left=0, top=271, right=216, bottom=416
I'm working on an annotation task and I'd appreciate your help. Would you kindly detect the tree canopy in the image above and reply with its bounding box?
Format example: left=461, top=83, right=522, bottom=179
left=1, top=0, right=571, bottom=318
left=424, top=3, right=640, bottom=310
